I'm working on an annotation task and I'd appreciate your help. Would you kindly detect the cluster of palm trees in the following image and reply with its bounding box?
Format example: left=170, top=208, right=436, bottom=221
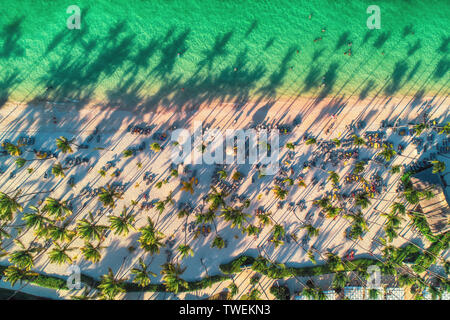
left=343, top=211, right=368, bottom=240
left=287, top=120, right=449, bottom=298
left=0, top=113, right=447, bottom=301
left=302, top=280, right=327, bottom=300
left=0, top=184, right=147, bottom=284
left=313, top=197, right=343, bottom=219
left=138, top=217, right=165, bottom=256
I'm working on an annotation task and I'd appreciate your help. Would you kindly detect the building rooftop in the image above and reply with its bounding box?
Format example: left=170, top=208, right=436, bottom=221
left=410, top=167, right=450, bottom=235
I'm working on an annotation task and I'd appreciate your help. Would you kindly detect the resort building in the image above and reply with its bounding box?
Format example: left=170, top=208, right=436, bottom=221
left=410, top=167, right=450, bottom=235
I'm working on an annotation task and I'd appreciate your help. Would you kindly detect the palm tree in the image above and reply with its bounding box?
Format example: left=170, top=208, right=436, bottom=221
left=80, top=242, right=103, bottom=263
left=384, top=225, right=398, bottom=242
left=413, top=123, right=429, bottom=135
left=230, top=208, right=251, bottom=230
left=22, top=206, right=50, bottom=232
left=160, top=262, right=188, bottom=294
left=220, top=207, right=250, bottom=230
left=257, top=212, right=272, bottom=227
left=163, top=191, right=174, bottom=206
left=332, top=272, right=349, bottom=291
left=170, top=168, right=178, bottom=178
left=138, top=218, right=165, bottom=255
left=297, top=177, right=307, bottom=188
left=0, top=191, right=23, bottom=222
left=283, top=178, right=294, bottom=186
left=332, top=138, right=341, bottom=148
left=41, top=197, right=71, bottom=221
left=98, top=268, right=126, bottom=300
left=327, top=171, right=339, bottom=186
left=232, top=171, right=243, bottom=181
left=217, top=169, right=227, bottom=180
left=355, top=193, right=371, bottom=209
left=390, top=165, right=401, bottom=174
left=3, top=142, right=22, bottom=156
left=402, top=187, right=434, bottom=205
left=381, top=212, right=403, bottom=229
left=55, top=136, right=75, bottom=154
left=430, top=160, right=445, bottom=174
left=0, top=223, right=11, bottom=241
left=99, top=185, right=122, bottom=208
left=302, top=281, right=326, bottom=300
left=77, top=212, right=108, bottom=242
left=131, top=258, right=156, bottom=287
left=181, top=177, right=197, bottom=194
left=228, top=283, right=239, bottom=297
left=353, top=160, right=366, bottom=174
left=271, top=224, right=285, bottom=248
left=211, top=236, right=226, bottom=249
left=326, top=252, right=344, bottom=271
left=286, top=142, right=295, bottom=150
left=302, top=287, right=324, bottom=300
left=122, top=149, right=134, bottom=158
left=155, top=200, right=166, bottom=215
left=245, top=224, right=260, bottom=237
left=178, top=244, right=194, bottom=259
left=313, top=197, right=331, bottom=209
left=155, top=180, right=167, bottom=189
left=381, top=212, right=403, bottom=242
left=48, top=243, right=73, bottom=265
left=380, top=144, right=397, bottom=162
left=51, top=162, right=66, bottom=178
left=207, top=186, right=227, bottom=210
left=307, top=249, right=316, bottom=264
left=150, top=142, right=161, bottom=152
left=2, top=266, right=37, bottom=287
left=300, top=224, right=319, bottom=237
left=196, top=208, right=217, bottom=226
left=8, top=240, right=39, bottom=270
left=108, top=206, right=136, bottom=237
left=391, top=202, right=406, bottom=216
left=344, top=211, right=369, bottom=239
left=15, top=157, right=27, bottom=168
left=305, top=138, right=316, bottom=145
left=241, top=289, right=261, bottom=300
left=352, top=134, right=366, bottom=147
left=402, top=189, right=419, bottom=205
left=325, top=206, right=342, bottom=219
left=438, top=122, right=450, bottom=135
left=272, top=185, right=288, bottom=200
left=46, top=224, right=76, bottom=243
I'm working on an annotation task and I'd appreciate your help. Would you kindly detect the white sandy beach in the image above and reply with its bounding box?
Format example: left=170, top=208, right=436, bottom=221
left=0, top=93, right=448, bottom=300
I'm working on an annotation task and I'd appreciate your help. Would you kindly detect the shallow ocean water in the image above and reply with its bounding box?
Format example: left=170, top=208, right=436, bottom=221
left=0, top=0, right=448, bottom=107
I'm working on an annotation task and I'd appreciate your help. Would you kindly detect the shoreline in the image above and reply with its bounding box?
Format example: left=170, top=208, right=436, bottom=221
left=2, top=93, right=448, bottom=134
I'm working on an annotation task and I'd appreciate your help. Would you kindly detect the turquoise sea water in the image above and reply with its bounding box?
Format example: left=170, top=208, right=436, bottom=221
left=0, top=0, right=448, bottom=109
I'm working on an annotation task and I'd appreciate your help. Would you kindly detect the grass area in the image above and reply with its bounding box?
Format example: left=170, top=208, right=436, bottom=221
left=0, top=237, right=447, bottom=299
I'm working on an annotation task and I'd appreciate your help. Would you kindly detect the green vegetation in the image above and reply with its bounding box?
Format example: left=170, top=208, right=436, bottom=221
left=270, top=285, right=290, bottom=300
